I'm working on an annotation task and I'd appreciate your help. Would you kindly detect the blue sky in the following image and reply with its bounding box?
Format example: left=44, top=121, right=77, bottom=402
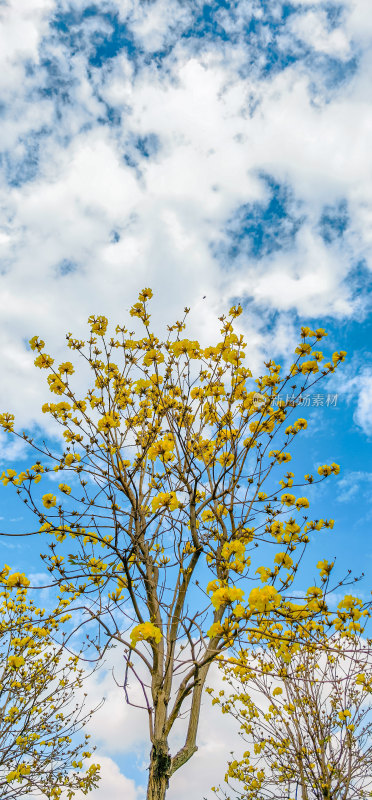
left=0, top=0, right=372, bottom=798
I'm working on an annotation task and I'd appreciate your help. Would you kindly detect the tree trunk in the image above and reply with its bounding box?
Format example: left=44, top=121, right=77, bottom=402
left=146, top=742, right=171, bottom=800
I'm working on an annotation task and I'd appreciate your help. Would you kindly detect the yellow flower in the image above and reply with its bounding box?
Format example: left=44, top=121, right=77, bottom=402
left=87, top=315, right=108, bottom=336
left=39, top=522, right=52, bottom=532
left=1, top=469, right=17, bottom=486
left=143, top=348, right=165, bottom=367
left=274, top=553, right=293, bottom=569
left=34, top=353, right=54, bottom=369
left=255, top=566, right=271, bottom=583
left=130, top=621, right=162, bottom=646
left=300, top=326, right=315, bottom=338
left=47, top=375, right=66, bottom=395
left=229, top=304, right=243, bottom=317
left=332, top=350, right=347, bottom=363
left=148, top=434, right=175, bottom=462
left=218, top=452, right=234, bottom=468
left=42, top=493, right=57, bottom=509
left=207, top=622, right=224, bottom=639
left=233, top=604, right=245, bottom=618
left=73, top=400, right=87, bottom=412
left=210, top=586, right=244, bottom=610
left=29, top=335, right=45, bottom=351
left=277, top=451, right=292, bottom=463
left=8, top=655, right=25, bottom=669
left=281, top=493, right=296, bottom=507
left=59, top=484, right=72, bottom=495
left=138, top=288, right=153, bottom=302
left=97, top=412, right=120, bottom=433
left=317, top=559, right=334, bottom=579
left=31, top=463, right=44, bottom=474
left=6, top=572, right=30, bottom=588
left=295, top=343, right=312, bottom=356
left=248, top=586, right=281, bottom=613
left=293, top=418, right=307, bottom=431
left=306, top=586, right=323, bottom=598
left=151, top=492, right=180, bottom=513
left=0, top=413, right=15, bottom=432
left=58, top=361, right=74, bottom=375
left=338, top=594, right=361, bottom=611
left=295, top=497, right=309, bottom=510
left=300, top=360, right=319, bottom=375
left=318, top=464, right=332, bottom=476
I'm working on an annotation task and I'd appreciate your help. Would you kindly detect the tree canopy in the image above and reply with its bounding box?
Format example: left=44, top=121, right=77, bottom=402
left=0, top=566, right=100, bottom=799
left=211, top=630, right=372, bottom=800
left=0, top=289, right=364, bottom=800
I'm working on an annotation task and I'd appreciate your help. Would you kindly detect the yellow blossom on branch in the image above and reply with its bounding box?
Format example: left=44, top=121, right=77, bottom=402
left=130, top=622, right=162, bottom=647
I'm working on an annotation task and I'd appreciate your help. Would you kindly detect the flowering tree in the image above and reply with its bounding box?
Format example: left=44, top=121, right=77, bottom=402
left=0, top=288, right=364, bottom=800
left=0, top=565, right=100, bottom=799
left=210, top=630, right=372, bottom=800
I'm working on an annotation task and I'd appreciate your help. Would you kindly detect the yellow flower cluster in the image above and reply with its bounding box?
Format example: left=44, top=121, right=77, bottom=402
left=6, top=762, right=31, bottom=782
left=318, top=463, right=340, bottom=476
left=210, top=585, right=245, bottom=610
left=58, top=361, right=74, bottom=375
left=0, top=413, right=15, bottom=432
left=151, top=492, right=180, bottom=513
left=170, top=339, right=201, bottom=358
left=97, top=412, right=120, bottom=433
left=269, top=450, right=292, bottom=463
left=147, top=433, right=176, bottom=462
left=59, top=484, right=72, bottom=495
left=274, top=552, right=293, bottom=569
left=248, top=586, right=281, bottom=613
left=8, top=655, right=26, bottom=670
left=34, top=353, right=54, bottom=369
left=47, top=374, right=66, bottom=395
left=1, top=469, right=17, bottom=486
left=42, top=494, right=57, bottom=509
left=87, top=315, right=108, bottom=336
left=221, top=541, right=246, bottom=573
left=130, top=621, right=162, bottom=646
left=6, top=572, right=30, bottom=589
left=317, top=559, right=334, bottom=579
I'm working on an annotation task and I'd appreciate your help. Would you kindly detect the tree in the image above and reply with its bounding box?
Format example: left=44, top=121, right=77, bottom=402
left=0, top=288, right=364, bottom=800
left=0, top=564, right=101, bottom=799
left=210, top=629, right=372, bottom=800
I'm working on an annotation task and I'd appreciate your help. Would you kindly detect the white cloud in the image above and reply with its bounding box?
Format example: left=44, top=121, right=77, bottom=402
left=75, top=755, right=141, bottom=800
left=0, top=1, right=369, bottom=430
left=226, top=223, right=354, bottom=316
left=166, top=665, right=244, bottom=800
left=28, top=754, right=142, bottom=800
left=352, top=372, right=372, bottom=436
left=289, top=9, right=351, bottom=59
left=128, top=0, right=194, bottom=52
left=337, top=470, right=372, bottom=502
left=340, top=369, right=372, bottom=437
left=346, top=0, right=372, bottom=42
left=81, top=649, right=151, bottom=756
left=0, top=429, right=27, bottom=464
left=80, top=651, right=244, bottom=800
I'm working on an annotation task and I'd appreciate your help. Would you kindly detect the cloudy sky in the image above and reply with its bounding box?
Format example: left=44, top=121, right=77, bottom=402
left=0, top=0, right=372, bottom=797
